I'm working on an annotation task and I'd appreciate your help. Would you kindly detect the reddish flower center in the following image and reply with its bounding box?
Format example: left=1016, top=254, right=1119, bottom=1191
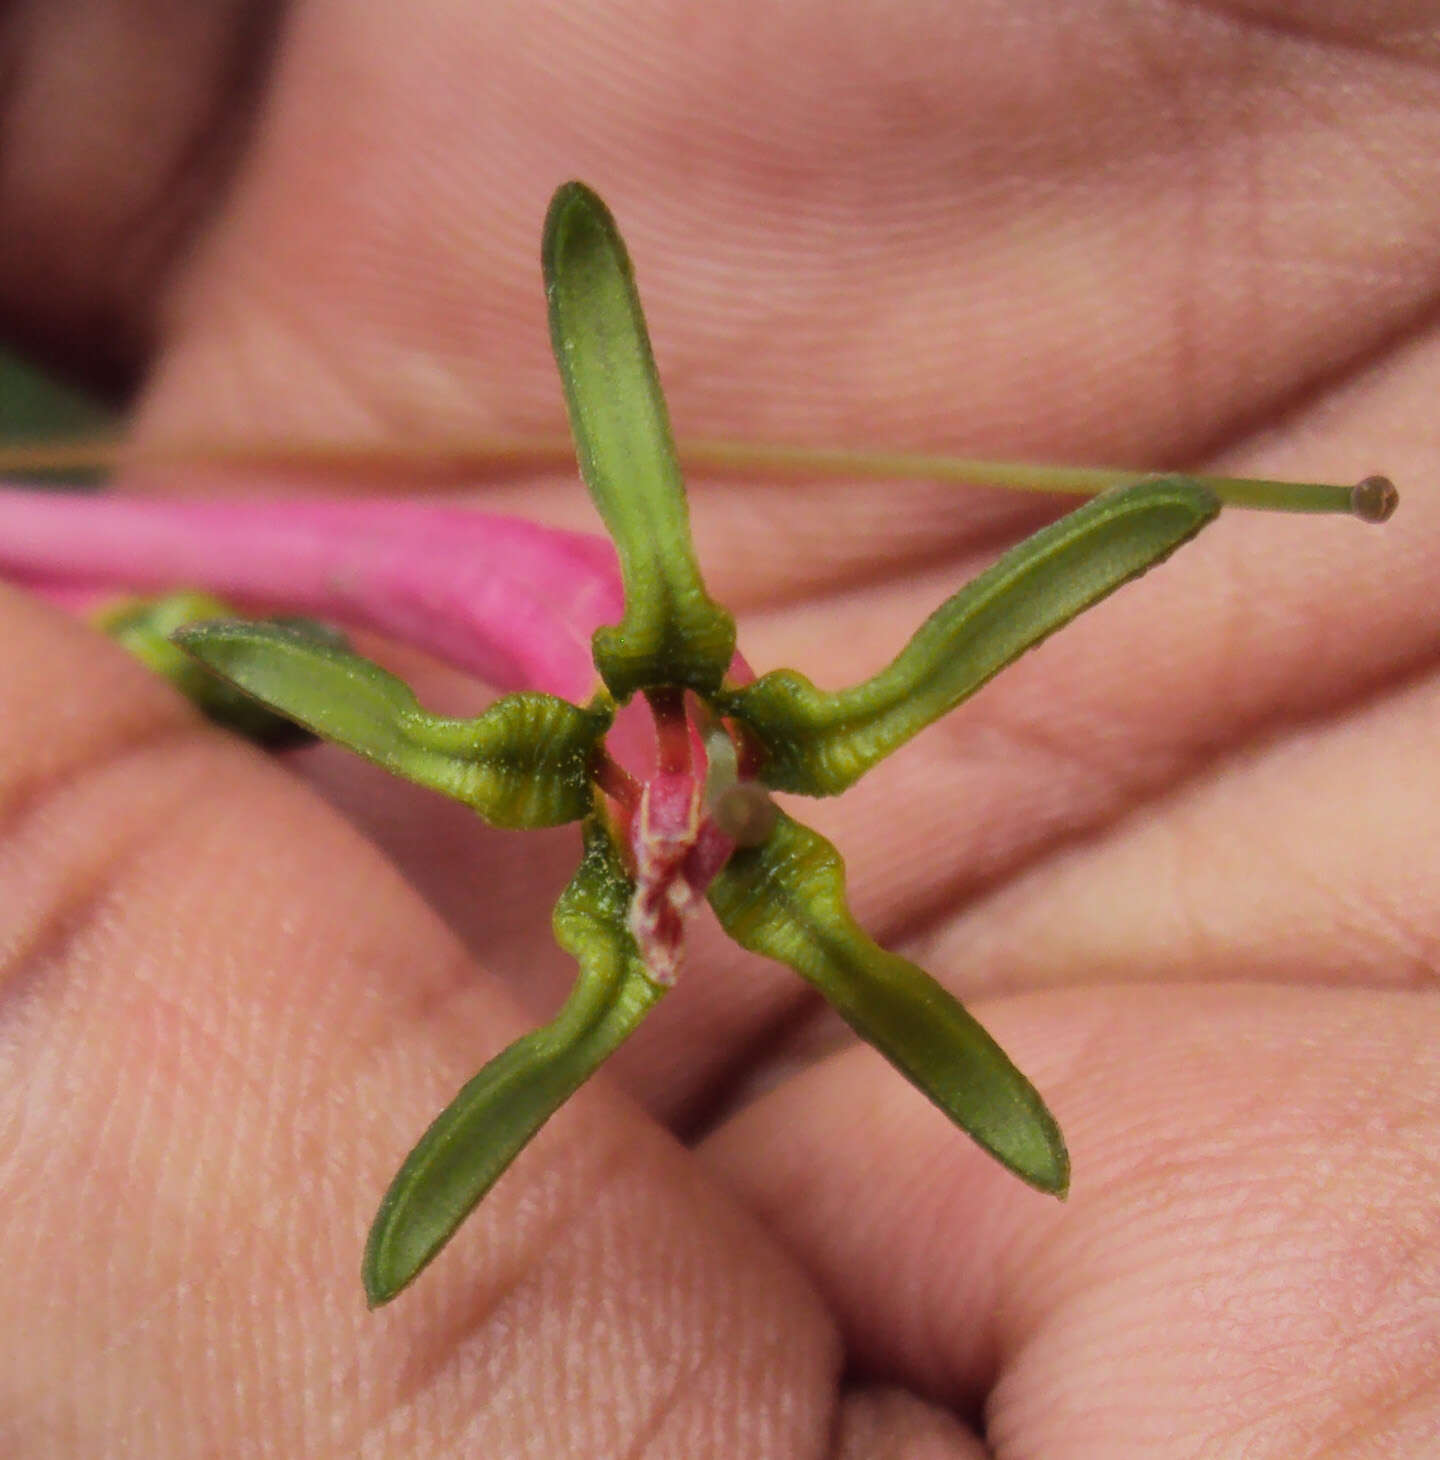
left=595, top=688, right=771, bottom=984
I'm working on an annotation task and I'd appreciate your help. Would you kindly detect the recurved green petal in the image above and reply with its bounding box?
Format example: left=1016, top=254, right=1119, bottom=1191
left=174, top=619, right=607, bottom=827
left=721, top=478, right=1219, bottom=794
left=99, top=592, right=338, bottom=746
left=363, top=819, right=665, bottom=1304
left=709, top=810, right=1069, bottom=1195
left=543, top=181, right=735, bottom=700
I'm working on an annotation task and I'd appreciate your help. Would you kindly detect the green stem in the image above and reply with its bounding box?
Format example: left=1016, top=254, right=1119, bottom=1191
left=683, top=440, right=1397, bottom=520
left=0, top=433, right=1398, bottom=520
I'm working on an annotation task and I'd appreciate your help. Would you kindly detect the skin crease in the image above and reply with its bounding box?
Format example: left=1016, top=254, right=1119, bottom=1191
left=2, top=0, right=1440, bottom=1453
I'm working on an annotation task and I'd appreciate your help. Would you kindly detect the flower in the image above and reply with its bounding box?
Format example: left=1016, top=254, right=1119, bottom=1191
left=0, top=182, right=1396, bottom=1306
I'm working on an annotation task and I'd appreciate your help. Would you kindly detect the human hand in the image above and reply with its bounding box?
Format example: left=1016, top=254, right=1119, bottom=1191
left=3, top=3, right=1439, bottom=1453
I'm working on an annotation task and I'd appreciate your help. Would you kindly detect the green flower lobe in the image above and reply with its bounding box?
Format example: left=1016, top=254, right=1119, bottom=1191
left=363, top=819, right=664, bottom=1304
left=723, top=480, right=1219, bottom=794
left=710, top=810, right=1069, bottom=1195
left=176, top=619, right=606, bottom=827
left=544, top=180, right=735, bottom=700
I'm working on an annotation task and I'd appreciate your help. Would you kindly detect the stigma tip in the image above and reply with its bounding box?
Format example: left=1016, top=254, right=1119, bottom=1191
left=1351, top=475, right=1398, bottom=524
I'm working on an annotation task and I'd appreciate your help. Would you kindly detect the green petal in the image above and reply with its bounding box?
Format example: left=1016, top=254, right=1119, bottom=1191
left=363, top=819, right=664, bottom=1304
left=174, top=619, right=607, bottom=827
left=99, top=592, right=336, bottom=747
left=721, top=478, right=1219, bottom=794
left=543, top=181, right=735, bottom=699
left=709, top=810, right=1069, bottom=1195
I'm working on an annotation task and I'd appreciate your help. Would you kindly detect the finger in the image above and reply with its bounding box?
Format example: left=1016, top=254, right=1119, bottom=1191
left=915, top=593, right=1440, bottom=998
left=0, top=584, right=844, bottom=1456
left=129, top=2, right=1440, bottom=462
left=0, top=1, right=282, bottom=384
left=702, top=981, right=1440, bottom=1455
left=833, top=1386, right=989, bottom=1460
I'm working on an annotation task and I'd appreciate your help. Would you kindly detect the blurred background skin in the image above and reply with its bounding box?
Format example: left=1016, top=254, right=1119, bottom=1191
left=2, top=3, right=1440, bottom=1455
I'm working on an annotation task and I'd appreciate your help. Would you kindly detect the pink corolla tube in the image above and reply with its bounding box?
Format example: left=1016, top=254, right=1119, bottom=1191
left=0, top=488, right=624, bottom=704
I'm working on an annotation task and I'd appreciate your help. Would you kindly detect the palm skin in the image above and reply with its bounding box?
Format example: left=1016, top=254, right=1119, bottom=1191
left=3, top=2, right=1439, bottom=1454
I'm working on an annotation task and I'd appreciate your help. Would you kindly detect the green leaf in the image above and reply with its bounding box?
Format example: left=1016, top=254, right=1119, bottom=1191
left=99, top=592, right=334, bottom=747
left=363, top=819, right=665, bottom=1304
left=543, top=181, right=735, bottom=700
left=174, top=619, right=607, bottom=827
left=709, top=810, right=1069, bottom=1195
left=721, top=478, right=1220, bottom=794
left=0, top=346, right=115, bottom=485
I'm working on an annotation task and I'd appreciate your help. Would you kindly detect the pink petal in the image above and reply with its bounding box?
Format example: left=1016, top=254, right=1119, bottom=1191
left=0, top=489, right=622, bottom=702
